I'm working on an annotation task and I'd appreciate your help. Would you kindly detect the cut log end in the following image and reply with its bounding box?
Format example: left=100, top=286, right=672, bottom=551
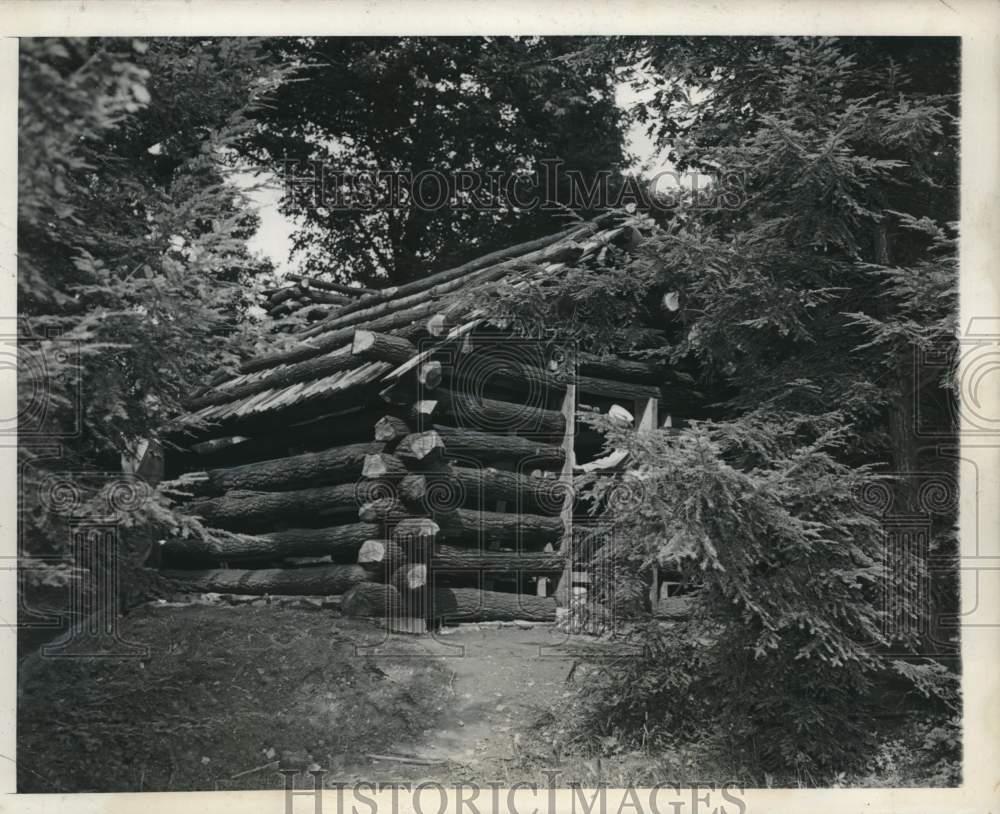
left=418, top=361, right=442, bottom=389
left=352, top=330, right=377, bottom=355
left=362, top=453, right=407, bottom=479
left=397, top=430, right=444, bottom=462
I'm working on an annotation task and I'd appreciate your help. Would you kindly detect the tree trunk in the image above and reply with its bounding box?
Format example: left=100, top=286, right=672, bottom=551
left=437, top=508, right=563, bottom=548
left=208, top=442, right=383, bottom=492
left=189, top=483, right=360, bottom=531
left=432, top=587, right=557, bottom=622
left=159, top=564, right=372, bottom=596
left=162, top=523, right=382, bottom=563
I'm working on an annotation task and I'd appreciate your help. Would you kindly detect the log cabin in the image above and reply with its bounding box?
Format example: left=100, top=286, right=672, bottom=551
left=160, top=214, right=695, bottom=630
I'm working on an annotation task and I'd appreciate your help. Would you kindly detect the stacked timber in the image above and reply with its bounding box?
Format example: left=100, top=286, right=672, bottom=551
left=160, top=214, right=693, bottom=629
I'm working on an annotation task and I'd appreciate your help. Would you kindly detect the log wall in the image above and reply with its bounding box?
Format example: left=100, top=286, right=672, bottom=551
left=162, top=319, right=678, bottom=627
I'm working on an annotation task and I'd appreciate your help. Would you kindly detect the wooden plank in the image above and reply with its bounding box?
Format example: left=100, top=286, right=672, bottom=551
left=555, top=384, right=577, bottom=604
left=635, top=396, right=660, bottom=607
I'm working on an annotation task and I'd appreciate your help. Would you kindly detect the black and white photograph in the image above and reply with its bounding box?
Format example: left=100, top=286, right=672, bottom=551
left=6, top=4, right=999, bottom=809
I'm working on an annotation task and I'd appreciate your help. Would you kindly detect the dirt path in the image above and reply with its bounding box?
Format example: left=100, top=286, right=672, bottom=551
left=344, top=623, right=583, bottom=782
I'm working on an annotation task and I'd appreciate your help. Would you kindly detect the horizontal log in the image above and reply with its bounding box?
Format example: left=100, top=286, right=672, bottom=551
left=399, top=467, right=566, bottom=516
left=189, top=483, right=360, bottom=531
left=432, top=587, right=557, bottom=623
left=208, top=442, right=383, bottom=493
left=449, top=357, right=661, bottom=402
left=342, top=582, right=402, bottom=617
left=392, top=518, right=440, bottom=544
left=432, top=425, right=564, bottom=468
left=162, top=523, right=383, bottom=563
left=577, top=352, right=668, bottom=384
left=432, top=545, right=565, bottom=574
left=160, top=564, right=372, bottom=596
left=431, top=389, right=565, bottom=436
left=352, top=330, right=417, bottom=366
left=358, top=497, right=409, bottom=523
left=437, top=508, right=563, bottom=548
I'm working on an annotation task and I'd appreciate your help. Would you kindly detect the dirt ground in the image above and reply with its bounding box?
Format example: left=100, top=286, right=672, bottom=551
left=16, top=603, right=617, bottom=792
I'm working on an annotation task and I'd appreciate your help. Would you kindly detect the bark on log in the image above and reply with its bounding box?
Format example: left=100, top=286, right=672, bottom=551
left=431, top=390, right=565, bottom=436
left=162, top=523, right=382, bottom=563
left=188, top=345, right=356, bottom=410
left=358, top=497, right=409, bottom=523
left=159, top=564, right=372, bottom=596
left=243, top=302, right=434, bottom=373
left=342, top=582, right=402, bottom=617
left=397, top=431, right=446, bottom=463
left=352, top=330, right=418, bottom=366
left=449, top=357, right=661, bottom=402
left=208, top=442, right=383, bottom=493
left=244, top=223, right=605, bottom=373
left=437, top=508, right=563, bottom=548
left=392, top=518, right=440, bottom=544
left=432, top=545, right=564, bottom=574
left=399, top=467, right=566, bottom=516
left=577, top=352, right=668, bottom=384
left=374, top=415, right=410, bottom=443
left=432, top=425, right=564, bottom=468
left=432, top=587, right=557, bottom=622
left=361, top=453, right=409, bottom=479
left=301, top=224, right=593, bottom=337
left=189, top=483, right=360, bottom=531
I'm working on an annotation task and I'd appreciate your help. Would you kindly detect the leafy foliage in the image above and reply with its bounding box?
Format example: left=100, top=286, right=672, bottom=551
left=479, top=36, right=962, bottom=778
left=241, top=36, right=628, bottom=286
left=18, top=38, right=285, bottom=575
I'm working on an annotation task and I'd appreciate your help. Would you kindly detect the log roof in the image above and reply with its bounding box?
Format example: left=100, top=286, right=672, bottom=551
left=172, top=214, right=659, bottom=440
